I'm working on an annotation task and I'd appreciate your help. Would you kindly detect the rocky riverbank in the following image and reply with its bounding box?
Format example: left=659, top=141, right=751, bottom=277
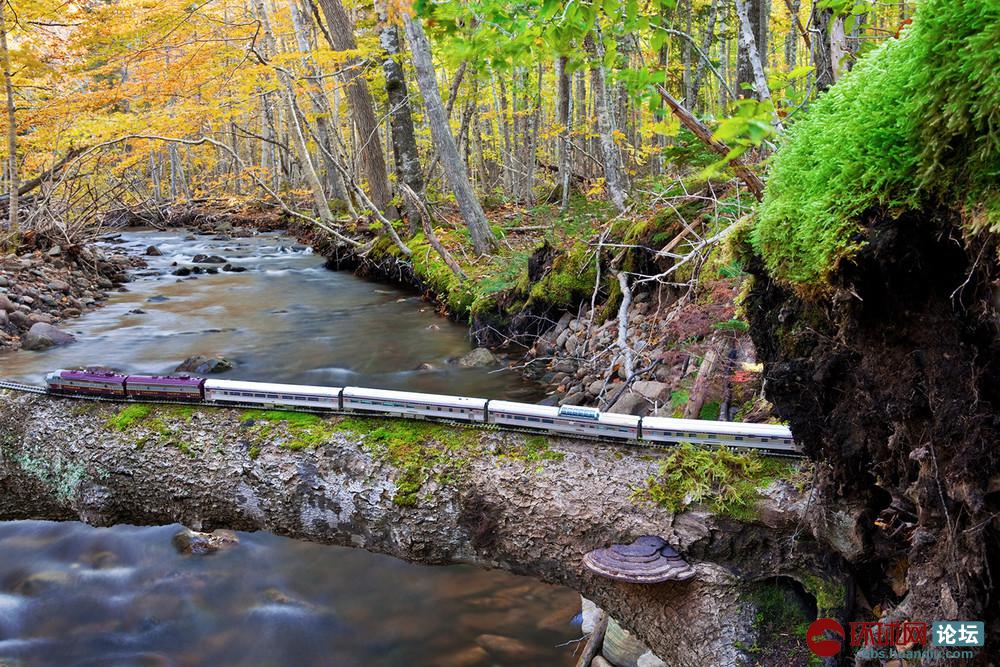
left=0, top=240, right=144, bottom=352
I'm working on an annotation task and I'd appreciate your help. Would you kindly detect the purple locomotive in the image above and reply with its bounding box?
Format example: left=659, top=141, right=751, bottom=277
left=45, top=369, right=205, bottom=401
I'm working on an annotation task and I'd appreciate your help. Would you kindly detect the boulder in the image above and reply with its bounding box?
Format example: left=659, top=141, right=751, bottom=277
left=22, top=322, right=76, bottom=351
left=175, top=355, right=234, bottom=374
left=144, top=245, right=163, bottom=256
left=457, top=347, right=497, bottom=368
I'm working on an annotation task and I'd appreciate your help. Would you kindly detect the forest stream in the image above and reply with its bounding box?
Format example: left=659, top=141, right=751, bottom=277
left=0, top=230, right=579, bottom=666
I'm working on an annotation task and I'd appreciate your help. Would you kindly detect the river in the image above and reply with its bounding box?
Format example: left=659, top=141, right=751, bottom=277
left=0, top=230, right=579, bottom=666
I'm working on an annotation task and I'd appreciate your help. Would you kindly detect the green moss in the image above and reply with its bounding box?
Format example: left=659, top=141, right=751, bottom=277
left=799, top=573, right=846, bottom=616
left=633, top=443, right=796, bottom=520
left=106, top=405, right=153, bottom=431
left=241, top=409, right=335, bottom=451
left=499, top=434, right=565, bottom=463
left=527, top=241, right=596, bottom=308
left=752, top=0, right=999, bottom=285
left=335, top=417, right=484, bottom=507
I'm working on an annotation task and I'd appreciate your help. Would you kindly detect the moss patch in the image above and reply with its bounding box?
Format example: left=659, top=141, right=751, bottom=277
left=240, top=409, right=337, bottom=451
left=752, top=0, right=999, bottom=285
left=335, top=417, right=484, bottom=507
left=633, top=443, right=797, bottom=520
left=106, top=405, right=153, bottom=431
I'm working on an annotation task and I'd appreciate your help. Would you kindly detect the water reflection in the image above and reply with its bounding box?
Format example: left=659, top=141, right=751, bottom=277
left=0, top=230, right=540, bottom=401
left=0, top=521, right=579, bottom=666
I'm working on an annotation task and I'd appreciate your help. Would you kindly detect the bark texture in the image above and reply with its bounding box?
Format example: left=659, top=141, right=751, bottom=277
left=0, top=393, right=840, bottom=666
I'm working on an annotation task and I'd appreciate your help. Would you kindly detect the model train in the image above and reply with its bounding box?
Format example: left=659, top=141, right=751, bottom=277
left=44, top=369, right=798, bottom=454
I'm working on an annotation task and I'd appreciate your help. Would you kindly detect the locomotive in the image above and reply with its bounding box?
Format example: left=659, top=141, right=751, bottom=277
left=43, top=369, right=797, bottom=454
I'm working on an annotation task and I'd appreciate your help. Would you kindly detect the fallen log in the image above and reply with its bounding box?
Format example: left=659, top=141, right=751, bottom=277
left=0, top=392, right=840, bottom=665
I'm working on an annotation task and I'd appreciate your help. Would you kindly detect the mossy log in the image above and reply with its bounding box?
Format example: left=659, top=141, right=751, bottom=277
left=0, top=393, right=837, bottom=666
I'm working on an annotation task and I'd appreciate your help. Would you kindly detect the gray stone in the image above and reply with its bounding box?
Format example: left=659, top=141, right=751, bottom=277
left=0, top=310, right=7, bottom=328
left=457, top=347, right=497, bottom=368
left=27, top=312, right=55, bottom=325
left=588, top=379, right=606, bottom=396
left=144, top=245, right=163, bottom=256
left=47, top=245, right=61, bottom=257
left=22, top=322, right=76, bottom=350
left=0, top=294, right=13, bottom=312
left=560, top=391, right=586, bottom=406
left=47, top=280, right=70, bottom=292
left=607, top=391, right=649, bottom=416
left=175, top=355, right=234, bottom=374
left=632, top=381, right=672, bottom=404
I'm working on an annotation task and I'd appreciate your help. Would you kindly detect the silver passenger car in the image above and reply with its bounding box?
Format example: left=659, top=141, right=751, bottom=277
left=342, top=386, right=487, bottom=422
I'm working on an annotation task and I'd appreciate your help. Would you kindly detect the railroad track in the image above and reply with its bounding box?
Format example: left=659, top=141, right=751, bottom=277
left=0, top=380, right=804, bottom=457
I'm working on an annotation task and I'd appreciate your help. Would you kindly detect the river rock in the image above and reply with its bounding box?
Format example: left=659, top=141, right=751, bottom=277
left=458, top=347, right=497, bottom=368
left=175, top=355, right=234, bottom=374
left=0, top=310, right=8, bottom=329
left=222, top=263, right=247, bottom=272
left=145, top=245, right=163, bottom=256
left=22, top=322, right=76, bottom=350
left=8, top=310, right=28, bottom=328
left=47, top=245, right=61, bottom=257
left=171, top=528, right=239, bottom=555
left=591, top=657, right=614, bottom=667
left=27, top=312, right=55, bottom=325
left=0, top=294, right=13, bottom=312
left=192, top=254, right=226, bottom=264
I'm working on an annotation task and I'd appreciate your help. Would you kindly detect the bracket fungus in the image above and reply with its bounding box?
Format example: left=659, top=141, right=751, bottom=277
left=582, top=535, right=695, bottom=584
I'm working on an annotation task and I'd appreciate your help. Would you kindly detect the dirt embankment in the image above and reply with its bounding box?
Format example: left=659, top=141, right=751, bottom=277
left=746, top=207, right=1000, bottom=660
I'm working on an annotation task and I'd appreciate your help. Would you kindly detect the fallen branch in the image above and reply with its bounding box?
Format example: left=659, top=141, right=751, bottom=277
left=653, top=85, right=765, bottom=202
left=398, top=182, right=465, bottom=280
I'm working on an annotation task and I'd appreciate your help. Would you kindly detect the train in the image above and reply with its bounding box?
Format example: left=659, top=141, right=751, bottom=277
left=43, top=368, right=798, bottom=454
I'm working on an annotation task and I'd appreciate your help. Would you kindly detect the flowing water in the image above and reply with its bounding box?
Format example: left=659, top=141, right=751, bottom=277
left=1, top=230, right=541, bottom=399
left=0, top=231, right=579, bottom=666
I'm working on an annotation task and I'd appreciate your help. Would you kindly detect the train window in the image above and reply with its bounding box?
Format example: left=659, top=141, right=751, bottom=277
left=735, top=436, right=744, bottom=441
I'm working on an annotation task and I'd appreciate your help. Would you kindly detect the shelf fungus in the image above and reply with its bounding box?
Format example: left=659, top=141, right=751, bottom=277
left=582, top=535, right=696, bottom=583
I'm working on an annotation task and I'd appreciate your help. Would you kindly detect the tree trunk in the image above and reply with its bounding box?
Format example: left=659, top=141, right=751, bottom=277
left=0, top=393, right=843, bottom=667
left=690, top=0, right=719, bottom=108
left=735, top=0, right=783, bottom=131
left=315, top=0, right=397, bottom=219
left=555, top=55, right=572, bottom=211
left=735, top=0, right=764, bottom=99
left=287, top=0, right=353, bottom=211
left=403, top=15, right=495, bottom=256
left=810, top=2, right=836, bottom=92
left=376, top=2, right=423, bottom=234
left=0, top=4, right=17, bottom=237
left=587, top=31, right=627, bottom=214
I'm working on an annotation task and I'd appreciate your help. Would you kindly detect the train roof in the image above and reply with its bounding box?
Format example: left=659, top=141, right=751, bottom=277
left=641, top=415, right=793, bottom=439
left=343, top=386, right=487, bottom=408
left=55, top=369, right=127, bottom=383
left=488, top=400, right=640, bottom=428
left=126, top=375, right=204, bottom=387
left=204, top=379, right=341, bottom=397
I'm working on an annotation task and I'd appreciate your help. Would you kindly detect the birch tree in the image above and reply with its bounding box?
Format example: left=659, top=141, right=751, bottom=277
left=402, top=13, right=496, bottom=256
